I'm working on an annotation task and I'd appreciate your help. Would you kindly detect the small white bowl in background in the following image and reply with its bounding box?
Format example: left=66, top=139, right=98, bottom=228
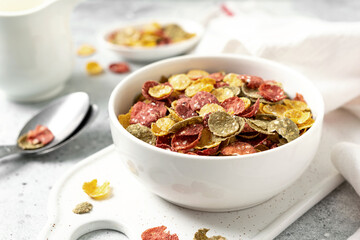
left=99, top=18, right=204, bottom=62
left=108, top=55, right=324, bottom=212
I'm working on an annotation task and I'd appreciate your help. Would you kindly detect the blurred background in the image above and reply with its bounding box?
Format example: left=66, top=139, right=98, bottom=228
left=1, top=0, right=360, bottom=240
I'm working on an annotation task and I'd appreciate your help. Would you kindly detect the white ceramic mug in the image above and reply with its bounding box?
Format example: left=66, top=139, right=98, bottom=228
left=0, top=0, right=78, bottom=102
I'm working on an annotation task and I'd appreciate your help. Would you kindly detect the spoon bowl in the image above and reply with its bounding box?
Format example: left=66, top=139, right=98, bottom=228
left=0, top=92, right=92, bottom=159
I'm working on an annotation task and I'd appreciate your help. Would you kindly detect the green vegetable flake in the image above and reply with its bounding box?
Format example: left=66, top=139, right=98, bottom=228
left=208, top=111, right=240, bottom=137
left=193, top=228, right=227, bottom=240
left=241, top=84, right=263, bottom=99
left=268, top=117, right=299, bottom=142
left=126, top=123, right=156, bottom=145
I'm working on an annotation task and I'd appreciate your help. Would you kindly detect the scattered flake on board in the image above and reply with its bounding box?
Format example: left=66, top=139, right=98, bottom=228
left=141, top=226, right=179, bottom=240
left=86, top=61, right=103, bottom=75
left=193, top=228, right=227, bottom=240
left=82, top=179, right=111, bottom=200
left=77, top=44, right=96, bottom=57
left=73, top=202, right=93, bottom=214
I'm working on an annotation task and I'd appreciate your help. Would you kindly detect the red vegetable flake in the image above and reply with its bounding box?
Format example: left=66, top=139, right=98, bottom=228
left=239, top=75, right=264, bottom=89
left=208, top=72, right=225, bottom=81
left=238, top=98, right=260, bottom=118
left=177, top=124, right=204, bottom=136
left=156, top=143, right=172, bottom=151
left=241, top=122, right=257, bottom=133
left=158, top=37, right=172, bottom=45
left=175, top=97, right=198, bottom=119
left=141, top=226, right=179, bottom=240
left=156, top=135, right=171, bottom=146
left=195, top=145, right=220, bottom=156
left=243, top=134, right=272, bottom=148
left=130, top=101, right=167, bottom=127
left=142, top=81, right=160, bottom=101
left=221, top=141, right=257, bottom=156
left=171, top=133, right=201, bottom=151
left=109, top=62, right=130, bottom=73
left=203, top=113, right=210, bottom=128
left=294, top=93, right=306, bottom=103
left=214, top=81, right=229, bottom=88
left=258, top=83, right=286, bottom=102
left=270, top=143, right=279, bottom=149
left=189, top=91, right=219, bottom=111
left=221, top=96, right=245, bottom=115
left=221, top=3, right=235, bottom=16
left=186, top=151, right=198, bottom=155
left=27, top=125, right=54, bottom=145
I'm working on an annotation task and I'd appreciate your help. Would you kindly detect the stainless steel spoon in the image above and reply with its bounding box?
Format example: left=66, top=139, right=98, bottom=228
left=0, top=92, right=91, bottom=159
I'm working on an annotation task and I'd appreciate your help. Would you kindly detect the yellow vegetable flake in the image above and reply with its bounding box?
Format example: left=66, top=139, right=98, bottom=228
left=198, top=104, right=225, bottom=117
left=263, top=104, right=288, bottom=117
left=187, top=70, right=209, bottom=80
left=118, top=112, right=131, bottom=129
left=151, top=117, right=176, bottom=136
left=298, top=117, right=315, bottom=130
left=185, top=78, right=216, bottom=97
left=195, top=128, right=222, bottom=149
left=284, top=99, right=310, bottom=111
left=240, top=97, right=251, bottom=110
left=148, top=85, right=173, bottom=99
left=86, top=61, right=103, bottom=75
left=284, top=109, right=311, bottom=124
left=211, top=88, right=234, bottom=102
left=167, top=107, right=183, bottom=122
left=82, top=179, right=111, bottom=200
left=168, top=74, right=191, bottom=90
left=77, top=44, right=96, bottom=57
left=223, top=73, right=243, bottom=87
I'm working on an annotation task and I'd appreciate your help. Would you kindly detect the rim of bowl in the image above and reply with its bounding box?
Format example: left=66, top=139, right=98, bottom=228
left=98, top=18, right=204, bottom=53
left=108, top=54, right=325, bottom=161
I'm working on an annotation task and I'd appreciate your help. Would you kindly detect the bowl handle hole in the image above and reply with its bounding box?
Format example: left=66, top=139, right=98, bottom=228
left=71, top=220, right=130, bottom=240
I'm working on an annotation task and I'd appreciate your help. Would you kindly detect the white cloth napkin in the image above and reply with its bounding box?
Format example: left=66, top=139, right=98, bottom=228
left=194, top=3, right=360, bottom=238
left=332, top=142, right=360, bottom=240
left=194, top=6, right=360, bottom=113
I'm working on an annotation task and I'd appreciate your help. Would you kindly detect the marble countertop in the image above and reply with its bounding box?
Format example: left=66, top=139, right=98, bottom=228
left=1, top=1, right=360, bottom=239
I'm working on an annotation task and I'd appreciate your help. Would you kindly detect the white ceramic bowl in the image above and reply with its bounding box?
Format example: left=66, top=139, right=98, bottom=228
left=99, top=18, right=204, bottom=62
left=108, top=55, right=324, bottom=212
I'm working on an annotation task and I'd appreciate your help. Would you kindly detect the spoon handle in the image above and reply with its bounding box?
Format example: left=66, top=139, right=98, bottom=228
left=0, top=145, right=22, bottom=160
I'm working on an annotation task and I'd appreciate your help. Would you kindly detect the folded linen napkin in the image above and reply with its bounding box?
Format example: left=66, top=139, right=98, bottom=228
left=194, top=3, right=360, bottom=239
left=332, top=142, right=360, bottom=240
left=194, top=6, right=360, bottom=113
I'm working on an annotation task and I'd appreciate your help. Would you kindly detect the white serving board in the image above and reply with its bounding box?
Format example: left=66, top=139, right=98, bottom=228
left=38, top=109, right=360, bottom=240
